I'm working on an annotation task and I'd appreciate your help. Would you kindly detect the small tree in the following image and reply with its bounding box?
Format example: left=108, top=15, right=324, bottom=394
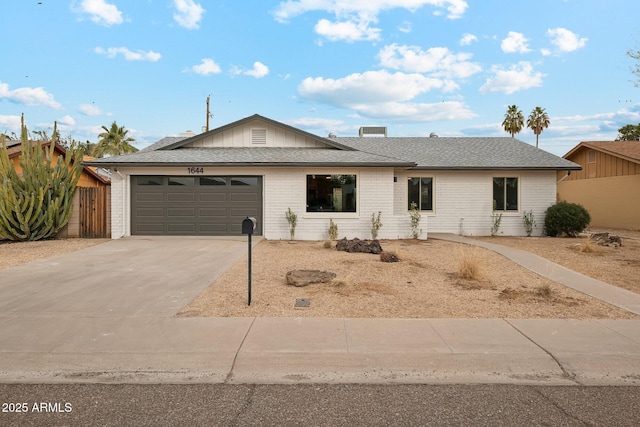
left=409, top=202, right=422, bottom=239
left=522, top=210, right=536, bottom=237
left=616, top=123, right=640, bottom=141
left=0, top=115, right=83, bottom=241
left=328, top=218, right=338, bottom=240
left=285, top=208, right=297, bottom=240
left=371, top=211, right=382, bottom=240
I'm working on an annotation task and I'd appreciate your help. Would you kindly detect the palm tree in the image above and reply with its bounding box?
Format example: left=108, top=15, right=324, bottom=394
left=502, top=105, right=524, bottom=138
left=94, top=121, right=138, bottom=157
left=527, top=107, right=550, bottom=148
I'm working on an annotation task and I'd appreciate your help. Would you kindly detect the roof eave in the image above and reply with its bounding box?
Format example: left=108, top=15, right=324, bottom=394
left=83, top=161, right=414, bottom=168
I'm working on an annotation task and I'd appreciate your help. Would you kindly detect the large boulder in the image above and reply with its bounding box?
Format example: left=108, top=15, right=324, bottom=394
left=336, top=237, right=383, bottom=254
left=286, top=270, right=336, bottom=287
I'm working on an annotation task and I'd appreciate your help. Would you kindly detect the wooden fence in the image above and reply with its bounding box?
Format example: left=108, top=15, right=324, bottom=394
left=78, top=186, right=109, bottom=238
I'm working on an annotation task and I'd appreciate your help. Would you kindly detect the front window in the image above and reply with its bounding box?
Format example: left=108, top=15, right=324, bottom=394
left=493, top=177, right=518, bottom=211
left=407, top=177, right=433, bottom=211
left=306, top=174, right=357, bottom=212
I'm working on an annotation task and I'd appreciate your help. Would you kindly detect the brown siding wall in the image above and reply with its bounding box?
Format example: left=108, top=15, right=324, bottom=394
left=561, top=149, right=639, bottom=181
left=557, top=174, right=640, bottom=229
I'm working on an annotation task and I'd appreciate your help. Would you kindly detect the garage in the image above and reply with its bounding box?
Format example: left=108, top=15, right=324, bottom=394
left=130, top=175, right=262, bottom=236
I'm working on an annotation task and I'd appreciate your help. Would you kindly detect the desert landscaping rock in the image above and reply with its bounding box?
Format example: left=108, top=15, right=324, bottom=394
left=286, top=270, right=337, bottom=287
left=336, top=237, right=383, bottom=254
left=590, top=232, right=623, bottom=247
left=380, top=251, right=400, bottom=262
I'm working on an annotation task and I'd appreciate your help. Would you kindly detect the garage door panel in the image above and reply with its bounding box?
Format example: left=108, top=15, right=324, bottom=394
left=167, top=192, right=196, bottom=202
left=230, top=193, right=259, bottom=202
left=167, top=208, right=196, bottom=217
left=199, top=193, right=227, bottom=202
left=167, top=223, right=197, bottom=233
left=136, top=224, right=165, bottom=233
left=131, top=175, right=262, bottom=236
left=136, top=193, right=165, bottom=202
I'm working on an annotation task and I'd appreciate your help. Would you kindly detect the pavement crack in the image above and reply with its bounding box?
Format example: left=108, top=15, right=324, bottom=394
left=505, top=319, right=582, bottom=385
left=229, top=384, right=256, bottom=426
left=532, top=387, right=592, bottom=426
left=224, top=317, right=256, bottom=384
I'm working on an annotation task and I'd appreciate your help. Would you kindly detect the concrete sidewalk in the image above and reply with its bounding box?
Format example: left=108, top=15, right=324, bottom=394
left=1, top=236, right=639, bottom=386
left=1, top=317, right=639, bottom=386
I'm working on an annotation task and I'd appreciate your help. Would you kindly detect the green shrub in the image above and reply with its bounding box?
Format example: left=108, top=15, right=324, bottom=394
left=544, top=202, right=591, bottom=237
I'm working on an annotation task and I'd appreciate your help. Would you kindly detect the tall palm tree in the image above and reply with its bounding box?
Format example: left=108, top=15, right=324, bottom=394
left=502, top=105, right=524, bottom=138
left=94, top=121, right=138, bottom=157
left=527, top=107, right=550, bottom=148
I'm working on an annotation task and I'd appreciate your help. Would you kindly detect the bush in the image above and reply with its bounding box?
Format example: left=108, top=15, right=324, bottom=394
left=544, top=202, right=591, bottom=237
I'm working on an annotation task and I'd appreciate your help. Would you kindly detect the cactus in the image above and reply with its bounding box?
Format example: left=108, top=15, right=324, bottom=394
left=0, top=114, right=83, bottom=241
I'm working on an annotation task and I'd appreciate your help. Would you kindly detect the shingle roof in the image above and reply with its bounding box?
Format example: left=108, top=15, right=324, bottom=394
left=571, top=141, right=640, bottom=163
left=332, top=136, right=580, bottom=170
left=84, top=147, right=414, bottom=167
left=138, top=136, right=187, bottom=152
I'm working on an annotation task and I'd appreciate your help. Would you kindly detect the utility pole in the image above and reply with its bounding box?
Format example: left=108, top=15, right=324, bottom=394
left=205, top=95, right=211, bottom=132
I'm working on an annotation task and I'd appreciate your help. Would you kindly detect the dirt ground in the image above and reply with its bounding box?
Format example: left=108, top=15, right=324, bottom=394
left=178, top=231, right=639, bottom=319
left=2, top=229, right=637, bottom=320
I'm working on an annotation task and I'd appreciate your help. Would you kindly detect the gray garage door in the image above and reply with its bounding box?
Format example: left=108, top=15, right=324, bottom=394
left=131, top=176, right=262, bottom=236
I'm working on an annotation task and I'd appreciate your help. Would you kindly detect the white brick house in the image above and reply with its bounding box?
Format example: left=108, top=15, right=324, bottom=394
left=87, top=114, right=580, bottom=240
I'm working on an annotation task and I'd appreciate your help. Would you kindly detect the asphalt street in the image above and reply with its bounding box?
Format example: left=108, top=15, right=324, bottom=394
left=1, top=384, right=639, bottom=426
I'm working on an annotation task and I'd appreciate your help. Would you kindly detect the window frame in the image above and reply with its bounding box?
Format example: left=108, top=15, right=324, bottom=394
left=492, top=176, right=519, bottom=212
left=304, top=172, right=359, bottom=217
left=407, top=176, right=435, bottom=212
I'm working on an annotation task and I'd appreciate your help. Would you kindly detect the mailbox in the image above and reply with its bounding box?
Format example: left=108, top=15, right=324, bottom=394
left=242, top=217, right=257, bottom=235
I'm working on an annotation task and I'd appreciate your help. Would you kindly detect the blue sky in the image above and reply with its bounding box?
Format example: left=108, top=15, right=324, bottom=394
left=1, top=0, right=639, bottom=156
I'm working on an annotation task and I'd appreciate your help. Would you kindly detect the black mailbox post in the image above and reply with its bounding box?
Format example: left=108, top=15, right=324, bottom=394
left=242, top=217, right=256, bottom=305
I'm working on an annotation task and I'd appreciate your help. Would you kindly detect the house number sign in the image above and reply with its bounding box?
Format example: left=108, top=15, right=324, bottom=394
left=187, top=167, right=204, bottom=174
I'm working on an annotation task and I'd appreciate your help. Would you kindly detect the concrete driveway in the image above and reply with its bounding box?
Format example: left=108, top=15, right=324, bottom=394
left=0, top=236, right=252, bottom=317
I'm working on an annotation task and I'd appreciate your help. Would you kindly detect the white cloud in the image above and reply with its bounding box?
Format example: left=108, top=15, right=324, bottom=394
left=95, top=47, right=161, bottom=61
left=398, top=21, right=412, bottom=33
left=75, top=0, right=123, bottom=26
left=172, top=0, right=205, bottom=30
left=273, top=0, right=467, bottom=42
left=459, top=33, right=477, bottom=46
left=236, top=62, right=270, bottom=78
left=0, top=115, right=22, bottom=132
left=547, top=28, right=587, bottom=53
left=501, top=31, right=531, bottom=54
left=273, top=0, right=468, bottom=22
left=297, top=70, right=474, bottom=122
left=378, top=44, right=482, bottom=79
left=78, top=103, right=103, bottom=116
left=314, top=18, right=381, bottom=42
left=0, top=81, right=62, bottom=109
left=58, top=115, right=76, bottom=126
left=191, top=58, right=221, bottom=75
left=353, top=100, right=476, bottom=122
left=299, top=70, right=450, bottom=106
left=479, top=61, right=545, bottom=94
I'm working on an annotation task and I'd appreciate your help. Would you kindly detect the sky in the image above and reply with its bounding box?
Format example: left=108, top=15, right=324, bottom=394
left=1, top=0, right=639, bottom=156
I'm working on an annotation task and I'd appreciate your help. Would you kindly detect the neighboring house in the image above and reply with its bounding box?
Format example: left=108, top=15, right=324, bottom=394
left=5, top=139, right=111, bottom=237
left=558, top=141, right=640, bottom=229
left=86, top=114, right=580, bottom=240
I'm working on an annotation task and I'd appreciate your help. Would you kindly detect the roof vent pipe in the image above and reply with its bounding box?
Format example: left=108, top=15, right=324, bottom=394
left=328, top=132, right=337, bottom=138
left=429, top=132, right=438, bottom=138
left=179, top=130, right=196, bottom=137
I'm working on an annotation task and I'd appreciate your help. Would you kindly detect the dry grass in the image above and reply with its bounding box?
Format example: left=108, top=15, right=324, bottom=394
left=457, top=248, right=483, bottom=280
left=576, top=237, right=600, bottom=254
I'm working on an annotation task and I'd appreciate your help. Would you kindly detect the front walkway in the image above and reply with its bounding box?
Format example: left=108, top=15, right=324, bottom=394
left=430, top=233, right=640, bottom=316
